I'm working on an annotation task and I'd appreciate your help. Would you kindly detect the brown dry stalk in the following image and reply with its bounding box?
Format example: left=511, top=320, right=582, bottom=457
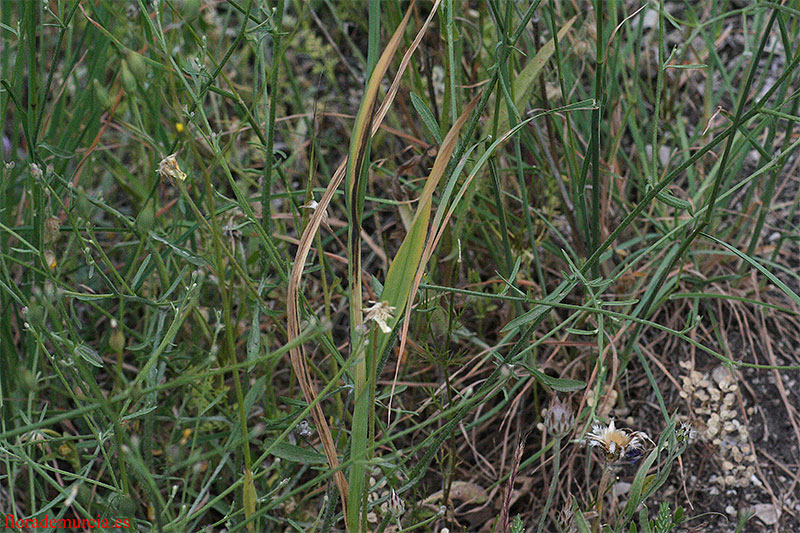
left=284, top=0, right=440, bottom=522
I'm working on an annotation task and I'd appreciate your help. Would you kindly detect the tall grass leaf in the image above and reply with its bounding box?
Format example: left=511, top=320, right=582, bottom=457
left=379, top=95, right=478, bottom=333
left=285, top=1, right=441, bottom=527
left=488, top=16, right=576, bottom=137
left=346, top=1, right=416, bottom=328
left=346, top=4, right=417, bottom=531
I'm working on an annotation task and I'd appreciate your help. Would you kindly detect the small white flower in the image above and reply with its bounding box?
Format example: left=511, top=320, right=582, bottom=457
left=300, top=199, right=329, bottom=226
left=157, top=153, right=186, bottom=182
left=677, top=421, right=697, bottom=444
left=295, top=420, right=314, bottom=438
left=364, top=300, right=395, bottom=334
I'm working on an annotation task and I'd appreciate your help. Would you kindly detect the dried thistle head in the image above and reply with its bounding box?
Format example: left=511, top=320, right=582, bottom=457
left=583, top=419, right=654, bottom=464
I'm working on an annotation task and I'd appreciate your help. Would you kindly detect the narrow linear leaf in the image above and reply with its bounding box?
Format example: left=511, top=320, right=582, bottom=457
left=656, top=189, right=693, bottom=213
left=243, top=468, right=256, bottom=533
left=410, top=92, right=443, bottom=144
left=702, top=232, right=800, bottom=306
left=75, top=344, right=104, bottom=368
left=264, top=439, right=329, bottom=464
left=525, top=365, right=586, bottom=392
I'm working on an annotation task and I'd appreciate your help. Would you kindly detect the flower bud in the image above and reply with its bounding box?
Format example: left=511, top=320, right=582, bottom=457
left=544, top=395, right=575, bottom=438
left=388, top=489, right=405, bottom=519
left=44, top=216, right=61, bottom=244
left=109, top=327, right=126, bottom=353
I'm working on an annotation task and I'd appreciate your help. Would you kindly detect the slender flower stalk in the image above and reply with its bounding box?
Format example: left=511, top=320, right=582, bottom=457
left=593, top=466, right=614, bottom=533
left=536, top=436, right=562, bottom=533
left=537, top=396, right=575, bottom=533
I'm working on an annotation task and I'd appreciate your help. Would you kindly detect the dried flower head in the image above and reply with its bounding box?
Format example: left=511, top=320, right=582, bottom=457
left=44, top=216, right=61, bottom=244
left=584, top=419, right=653, bottom=464
left=544, top=395, right=575, bottom=438
left=364, top=300, right=395, bottom=334
left=157, top=153, right=186, bottom=182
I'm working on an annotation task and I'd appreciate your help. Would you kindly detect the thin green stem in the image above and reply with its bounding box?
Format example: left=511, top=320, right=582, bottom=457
left=536, top=436, right=562, bottom=533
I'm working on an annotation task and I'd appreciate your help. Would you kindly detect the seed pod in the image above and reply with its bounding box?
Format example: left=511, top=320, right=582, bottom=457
left=109, top=327, right=126, bottom=353
left=93, top=79, right=113, bottom=110
left=120, top=59, right=137, bottom=93
left=136, top=201, right=155, bottom=236
left=125, top=50, right=147, bottom=80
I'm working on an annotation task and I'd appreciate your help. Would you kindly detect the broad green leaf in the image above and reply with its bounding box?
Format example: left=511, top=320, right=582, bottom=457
left=573, top=502, right=592, bottom=533
left=622, top=447, right=660, bottom=520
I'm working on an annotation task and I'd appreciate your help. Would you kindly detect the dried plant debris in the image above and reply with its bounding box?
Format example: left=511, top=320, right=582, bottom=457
left=678, top=360, right=758, bottom=490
